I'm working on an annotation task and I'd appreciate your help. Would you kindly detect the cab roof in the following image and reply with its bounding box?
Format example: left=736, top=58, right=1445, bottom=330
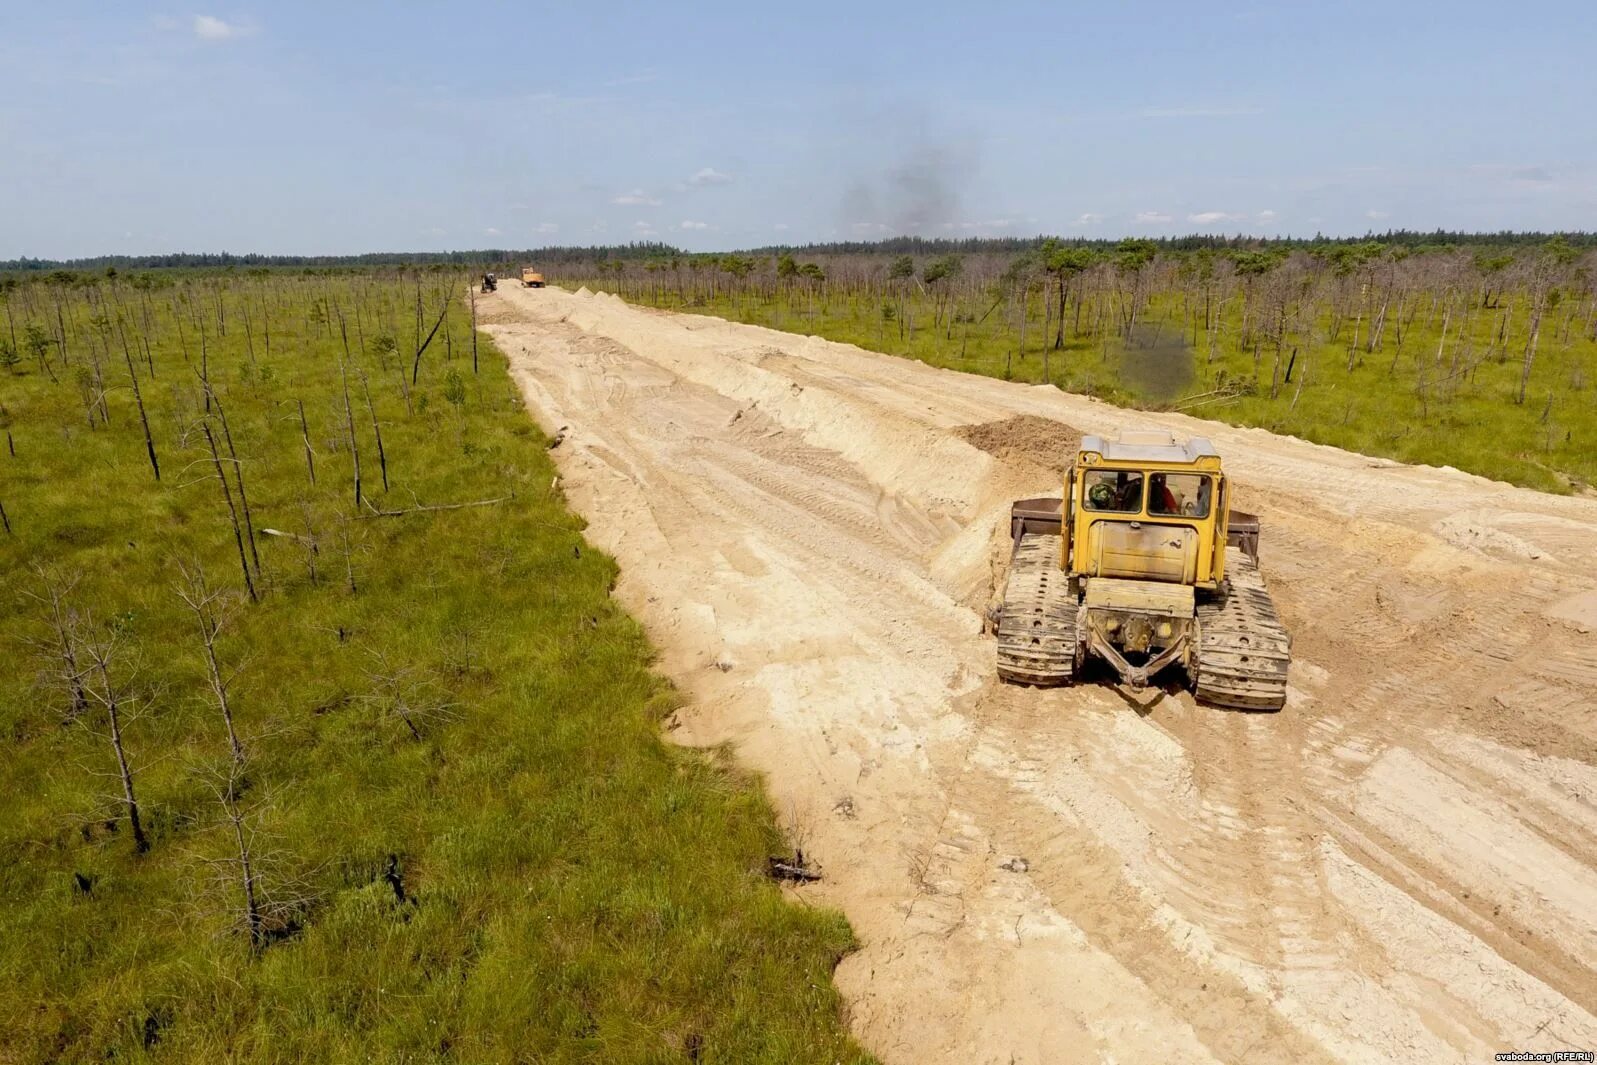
left=1081, top=430, right=1220, bottom=464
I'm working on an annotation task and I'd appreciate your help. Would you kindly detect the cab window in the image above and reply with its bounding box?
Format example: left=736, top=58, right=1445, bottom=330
left=1148, top=473, right=1212, bottom=518
left=1083, top=470, right=1143, bottom=513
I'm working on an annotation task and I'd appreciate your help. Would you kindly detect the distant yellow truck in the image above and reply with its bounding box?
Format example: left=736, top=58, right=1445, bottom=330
left=520, top=267, right=545, bottom=288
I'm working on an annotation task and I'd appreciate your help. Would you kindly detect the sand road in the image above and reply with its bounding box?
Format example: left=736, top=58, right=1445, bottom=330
left=482, top=284, right=1597, bottom=1064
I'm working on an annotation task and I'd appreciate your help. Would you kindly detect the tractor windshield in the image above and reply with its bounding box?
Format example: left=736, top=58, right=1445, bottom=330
left=1149, top=473, right=1212, bottom=518
left=1083, top=470, right=1143, bottom=513
left=1084, top=470, right=1213, bottom=517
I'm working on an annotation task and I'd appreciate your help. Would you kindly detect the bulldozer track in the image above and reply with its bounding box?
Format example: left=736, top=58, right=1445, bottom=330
left=1195, top=553, right=1292, bottom=710
left=995, top=532, right=1080, bottom=686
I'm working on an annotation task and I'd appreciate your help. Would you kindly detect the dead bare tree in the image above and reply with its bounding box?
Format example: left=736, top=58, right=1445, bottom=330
left=188, top=753, right=317, bottom=952
left=220, top=763, right=264, bottom=949
left=296, top=398, right=316, bottom=485
left=199, top=321, right=211, bottom=414
left=204, top=386, right=261, bottom=582
left=469, top=283, right=479, bottom=374
left=116, top=317, right=161, bottom=481
left=73, top=357, right=110, bottom=429
left=240, top=302, right=256, bottom=368
left=85, top=315, right=112, bottom=426
left=361, top=493, right=510, bottom=518
left=190, top=758, right=268, bottom=951
left=24, top=566, right=89, bottom=719
left=75, top=618, right=150, bottom=854
left=176, top=562, right=245, bottom=767
left=338, top=515, right=359, bottom=594
left=410, top=284, right=456, bottom=385
left=171, top=303, right=191, bottom=366
left=259, top=294, right=271, bottom=360
left=360, top=648, right=458, bottom=742
left=1516, top=242, right=1575, bottom=404
left=201, top=421, right=258, bottom=603
left=337, top=351, right=362, bottom=511
left=358, top=369, right=390, bottom=493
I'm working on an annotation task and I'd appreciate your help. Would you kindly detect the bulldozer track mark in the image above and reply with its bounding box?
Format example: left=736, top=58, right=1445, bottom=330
left=1145, top=708, right=1347, bottom=973
left=962, top=719, right=1344, bottom=1065
left=1310, top=789, right=1597, bottom=1015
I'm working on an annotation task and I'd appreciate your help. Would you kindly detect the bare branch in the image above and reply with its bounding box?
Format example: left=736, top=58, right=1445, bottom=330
left=360, top=494, right=511, bottom=518
left=175, top=561, right=246, bottom=767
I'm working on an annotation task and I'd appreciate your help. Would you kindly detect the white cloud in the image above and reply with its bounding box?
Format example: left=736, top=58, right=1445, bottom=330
left=678, top=220, right=708, bottom=231
left=535, top=222, right=559, bottom=235
left=633, top=220, right=658, bottom=237
left=1133, top=210, right=1173, bottom=224
left=192, top=15, right=249, bottom=40
left=612, top=189, right=662, bottom=206
left=484, top=227, right=501, bottom=236
left=1255, top=209, right=1278, bottom=224
left=1188, top=211, right=1241, bottom=225
left=1071, top=212, right=1104, bottom=226
left=850, top=221, right=889, bottom=234
left=1141, top=105, right=1262, bottom=118
left=772, top=223, right=789, bottom=231
left=1365, top=209, right=1390, bottom=220
left=688, top=167, right=733, bottom=186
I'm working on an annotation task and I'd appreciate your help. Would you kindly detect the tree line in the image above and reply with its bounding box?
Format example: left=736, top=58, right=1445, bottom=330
left=556, top=236, right=1597, bottom=491
left=8, top=228, right=1596, bottom=275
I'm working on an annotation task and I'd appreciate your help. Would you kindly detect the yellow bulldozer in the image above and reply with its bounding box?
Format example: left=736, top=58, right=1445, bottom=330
left=995, top=430, right=1290, bottom=709
left=521, top=267, right=545, bottom=288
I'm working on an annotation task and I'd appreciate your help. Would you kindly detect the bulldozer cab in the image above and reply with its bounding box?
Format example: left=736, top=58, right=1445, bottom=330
left=998, top=430, right=1287, bottom=706
left=1068, top=432, right=1228, bottom=591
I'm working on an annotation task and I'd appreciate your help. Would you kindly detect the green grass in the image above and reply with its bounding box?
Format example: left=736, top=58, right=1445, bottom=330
left=0, top=275, right=872, bottom=1063
left=579, top=281, right=1597, bottom=494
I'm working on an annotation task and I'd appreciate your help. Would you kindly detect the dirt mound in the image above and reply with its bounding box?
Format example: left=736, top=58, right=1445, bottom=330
left=473, top=301, right=523, bottom=326
left=956, top=415, right=1082, bottom=473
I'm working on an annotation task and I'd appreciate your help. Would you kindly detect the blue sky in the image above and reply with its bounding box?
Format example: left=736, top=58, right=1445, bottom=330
left=4, top=1, right=1593, bottom=257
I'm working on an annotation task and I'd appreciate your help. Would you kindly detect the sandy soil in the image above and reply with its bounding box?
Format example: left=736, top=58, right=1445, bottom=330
left=482, top=285, right=1597, bottom=1064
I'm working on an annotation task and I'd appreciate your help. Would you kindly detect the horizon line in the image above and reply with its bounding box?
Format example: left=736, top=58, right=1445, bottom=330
left=6, top=228, right=1596, bottom=268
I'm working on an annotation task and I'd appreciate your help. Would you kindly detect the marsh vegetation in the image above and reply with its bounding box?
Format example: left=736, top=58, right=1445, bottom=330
left=0, top=269, right=870, bottom=1063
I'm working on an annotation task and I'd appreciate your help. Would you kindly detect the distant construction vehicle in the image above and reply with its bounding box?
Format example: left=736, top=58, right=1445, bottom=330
left=995, top=430, right=1291, bottom=709
left=521, top=267, right=545, bottom=288
left=481, top=272, right=497, bottom=292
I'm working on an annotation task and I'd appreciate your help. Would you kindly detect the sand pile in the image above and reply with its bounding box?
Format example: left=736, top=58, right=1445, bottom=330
left=956, top=415, right=1083, bottom=474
